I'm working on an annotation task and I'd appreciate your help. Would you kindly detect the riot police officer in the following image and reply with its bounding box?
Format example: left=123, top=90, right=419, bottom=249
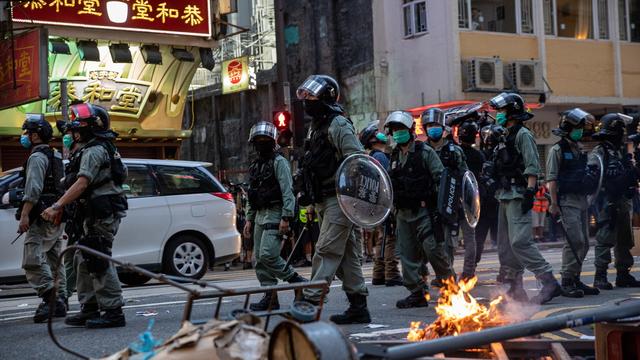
left=488, top=92, right=561, bottom=304
left=297, top=75, right=370, bottom=324
left=18, top=114, right=66, bottom=323
left=422, top=109, right=474, bottom=281
left=385, top=110, right=454, bottom=309
left=589, top=113, right=640, bottom=289
left=546, top=108, right=600, bottom=298
left=359, top=125, right=402, bottom=287
left=42, top=103, right=128, bottom=328
left=243, top=121, right=307, bottom=311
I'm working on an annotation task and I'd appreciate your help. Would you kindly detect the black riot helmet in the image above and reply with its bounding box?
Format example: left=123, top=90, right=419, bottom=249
left=489, top=92, right=534, bottom=121
left=22, top=114, right=53, bottom=143
left=458, top=121, right=479, bottom=144
left=420, top=108, right=444, bottom=128
left=297, top=74, right=343, bottom=117
left=359, top=124, right=386, bottom=149
left=480, top=124, right=507, bottom=150
left=248, top=121, right=278, bottom=143
left=592, top=113, right=633, bottom=142
left=553, top=108, right=594, bottom=136
left=68, top=103, right=112, bottom=139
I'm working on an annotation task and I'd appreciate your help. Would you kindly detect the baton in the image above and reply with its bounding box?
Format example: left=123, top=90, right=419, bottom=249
left=283, top=226, right=308, bottom=270
left=378, top=221, right=388, bottom=260
left=11, top=232, right=24, bottom=245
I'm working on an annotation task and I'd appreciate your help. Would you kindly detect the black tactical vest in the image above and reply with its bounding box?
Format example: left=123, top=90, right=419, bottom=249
left=248, top=153, right=283, bottom=210
left=21, top=146, right=64, bottom=197
left=494, top=124, right=527, bottom=188
left=557, top=138, right=587, bottom=195
left=305, top=115, right=341, bottom=182
left=461, top=144, right=484, bottom=177
left=437, top=141, right=458, bottom=170
left=67, top=138, right=126, bottom=194
left=390, top=141, right=433, bottom=209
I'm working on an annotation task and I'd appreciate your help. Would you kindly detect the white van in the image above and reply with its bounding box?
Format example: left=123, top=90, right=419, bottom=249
left=0, top=159, right=241, bottom=286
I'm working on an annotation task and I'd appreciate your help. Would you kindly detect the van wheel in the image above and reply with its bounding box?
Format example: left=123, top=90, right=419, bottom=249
left=118, top=272, right=151, bottom=286
left=163, top=235, right=209, bottom=280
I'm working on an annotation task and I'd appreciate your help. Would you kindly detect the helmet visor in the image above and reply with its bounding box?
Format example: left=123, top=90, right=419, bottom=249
left=296, top=76, right=326, bottom=100
left=563, top=108, right=594, bottom=127
left=421, top=108, right=444, bottom=126
left=489, top=92, right=510, bottom=109
left=69, top=103, right=95, bottom=122
left=248, top=122, right=278, bottom=142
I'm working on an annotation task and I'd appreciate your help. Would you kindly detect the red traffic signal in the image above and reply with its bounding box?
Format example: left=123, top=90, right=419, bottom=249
left=273, top=110, right=291, bottom=131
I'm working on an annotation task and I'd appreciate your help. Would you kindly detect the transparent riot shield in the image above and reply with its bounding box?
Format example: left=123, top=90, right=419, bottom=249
left=335, top=154, right=393, bottom=228
left=587, top=153, right=604, bottom=205
left=461, top=170, right=481, bottom=228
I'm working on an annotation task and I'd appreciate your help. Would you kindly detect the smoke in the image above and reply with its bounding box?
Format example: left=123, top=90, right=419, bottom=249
left=489, top=286, right=541, bottom=323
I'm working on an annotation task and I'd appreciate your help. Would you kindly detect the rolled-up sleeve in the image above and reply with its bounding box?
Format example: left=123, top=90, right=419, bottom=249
left=546, top=145, right=561, bottom=182
left=517, top=130, right=541, bottom=177
left=77, top=147, right=107, bottom=183
left=22, top=154, right=48, bottom=204
left=275, top=157, right=295, bottom=218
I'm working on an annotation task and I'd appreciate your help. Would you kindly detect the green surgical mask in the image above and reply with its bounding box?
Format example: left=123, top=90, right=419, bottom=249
left=62, top=134, right=74, bottom=149
left=569, top=128, right=583, bottom=141
left=496, top=112, right=507, bottom=126
left=392, top=129, right=411, bottom=144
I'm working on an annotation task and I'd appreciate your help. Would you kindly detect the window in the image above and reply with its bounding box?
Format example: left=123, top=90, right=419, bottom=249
left=597, top=0, right=609, bottom=39
left=557, top=0, right=594, bottom=39
left=617, top=0, right=640, bottom=42
left=458, top=0, right=533, bottom=34
left=619, top=0, right=629, bottom=40
left=155, top=166, right=219, bottom=196
left=543, top=0, right=556, bottom=35
left=403, top=0, right=428, bottom=37
left=124, top=165, right=156, bottom=198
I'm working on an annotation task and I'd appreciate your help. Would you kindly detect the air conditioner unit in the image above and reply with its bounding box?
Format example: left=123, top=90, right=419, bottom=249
left=506, top=60, right=543, bottom=92
left=461, top=58, right=503, bottom=92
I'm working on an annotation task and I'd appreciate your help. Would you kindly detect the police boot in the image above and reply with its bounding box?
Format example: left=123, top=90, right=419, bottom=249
left=385, top=276, right=404, bottom=287
left=593, top=269, right=613, bottom=290
left=396, top=290, right=429, bottom=309
left=286, top=272, right=308, bottom=283
left=505, top=277, right=528, bottom=303
left=329, top=293, right=371, bottom=325
left=531, top=272, right=562, bottom=305
left=64, top=303, right=100, bottom=327
left=53, top=296, right=67, bottom=318
left=86, top=308, right=126, bottom=329
left=560, top=277, right=584, bottom=298
left=249, top=292, right=280, bottom=311
left=574, top=275, right=600, bottom=295
left=615, top=271, right=640, bottom=288
left=33, top=300, right=50, bottom=324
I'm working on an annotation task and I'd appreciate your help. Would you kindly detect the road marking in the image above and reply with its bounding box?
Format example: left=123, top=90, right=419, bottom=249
left=350, top=327, right=411, bottom=338
left=524, top=267, right=639, bottom=281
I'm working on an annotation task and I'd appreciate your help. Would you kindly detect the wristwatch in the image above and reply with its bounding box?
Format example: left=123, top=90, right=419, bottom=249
left=52, top=203, right=62, bottom=211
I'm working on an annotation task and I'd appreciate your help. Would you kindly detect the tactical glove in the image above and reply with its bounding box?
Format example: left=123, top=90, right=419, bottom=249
left=521, top=187, right=536, bottom=214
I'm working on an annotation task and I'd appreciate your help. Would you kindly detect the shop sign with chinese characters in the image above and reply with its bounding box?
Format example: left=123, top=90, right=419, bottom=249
left=222, top=56, right=256, bottom=94
left=0, top=28, right=49, bottom=111
left=47, top=75, right=152, bottom=118
left=12, top=0, right=211, bottom=37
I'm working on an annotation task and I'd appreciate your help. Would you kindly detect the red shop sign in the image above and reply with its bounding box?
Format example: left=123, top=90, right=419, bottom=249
left=12, top=0, right=211, bottom=37
left=0, top=28, right=49, bottom=111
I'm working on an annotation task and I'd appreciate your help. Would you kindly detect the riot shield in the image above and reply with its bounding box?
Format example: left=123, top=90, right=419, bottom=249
left=335, top=154, right=393, bottom=228
left=461, top=171, right=481, bottom=228
left=437, top=168, right=461, bottom=225
left=587, top=153, right=604, bottom=205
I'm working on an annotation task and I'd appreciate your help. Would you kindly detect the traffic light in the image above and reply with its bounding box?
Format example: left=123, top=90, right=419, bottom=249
left=273, top=110, right=292, bottom=147
left=273, top=110, right=291, bottom=131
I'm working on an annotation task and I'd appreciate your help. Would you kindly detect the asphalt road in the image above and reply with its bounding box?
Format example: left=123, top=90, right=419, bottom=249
left=1, top=246, right=639, bottom=360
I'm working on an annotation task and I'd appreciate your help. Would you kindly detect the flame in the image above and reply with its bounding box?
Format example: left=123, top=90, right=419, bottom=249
left=407, top=276, right=507, bottom=341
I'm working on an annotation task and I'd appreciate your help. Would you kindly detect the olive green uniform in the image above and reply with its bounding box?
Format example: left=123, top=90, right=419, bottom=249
left=394, top=141, right=454, bottom=293
left=246, top=155, right=296, bottom=286
left=75, top=144, right=125, bottom=310
left=303, top=115, right=368, bottom=302
left=21, top=145, right=66, bottom=298
left=431, top=140, right=473, bottom=275
left=496, top=126, right=553, bottom=281
left=588, top=145, right=635, bottom=273
left=546, top=141, right=589, bottom=279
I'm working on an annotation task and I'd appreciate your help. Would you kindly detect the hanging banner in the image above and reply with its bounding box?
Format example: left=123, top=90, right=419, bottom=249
left=0, top=28, right=49, bottom=111
left=12, top=0, right=211, bottom=37
left=222, top=56, right=256, bottom=94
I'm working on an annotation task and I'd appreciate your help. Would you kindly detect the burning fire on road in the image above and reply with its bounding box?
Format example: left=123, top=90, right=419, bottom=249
left=407, top=276, right=508, bottom=341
